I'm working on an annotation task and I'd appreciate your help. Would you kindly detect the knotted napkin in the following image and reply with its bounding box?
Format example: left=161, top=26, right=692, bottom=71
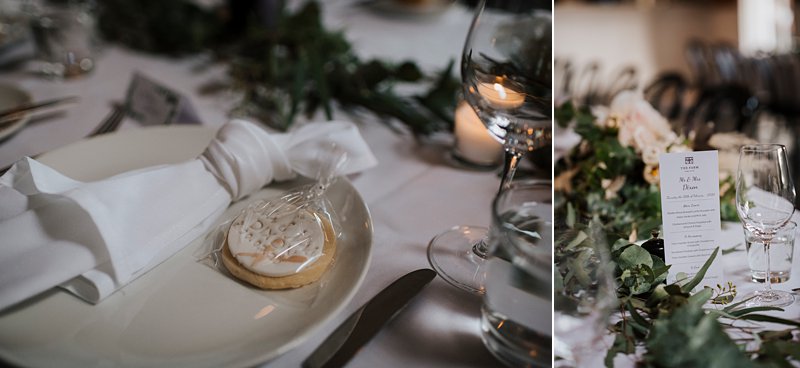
left=0, top=119, right=377, bottom=311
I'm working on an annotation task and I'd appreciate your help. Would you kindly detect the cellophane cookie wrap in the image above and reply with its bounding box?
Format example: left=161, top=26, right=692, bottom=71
left=199, top=145, right=347, bottom=288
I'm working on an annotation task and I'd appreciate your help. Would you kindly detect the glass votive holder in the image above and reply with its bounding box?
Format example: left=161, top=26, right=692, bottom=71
left=29, top=0, right=95, bottom=78
left=743, top=221, right=796, bottom=284
left=451, top=101, right=503, bottom=169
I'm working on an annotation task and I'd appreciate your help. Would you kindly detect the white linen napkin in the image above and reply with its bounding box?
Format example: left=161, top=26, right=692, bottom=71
left=0, top=119, right=377, bottom=311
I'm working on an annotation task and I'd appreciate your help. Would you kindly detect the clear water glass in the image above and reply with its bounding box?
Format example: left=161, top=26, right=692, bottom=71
left=743, top=220, right=795, bottom=284
left=482, top=180, right=552, bottom=367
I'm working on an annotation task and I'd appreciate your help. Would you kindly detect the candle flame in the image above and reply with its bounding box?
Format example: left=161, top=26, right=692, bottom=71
left=477, top=81, right=525, bottom=109
left=493, top=83, right=508, bottom=100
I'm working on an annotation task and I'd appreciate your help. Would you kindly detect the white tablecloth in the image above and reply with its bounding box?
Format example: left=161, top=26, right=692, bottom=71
left=0, top=1, right=513, bottom=367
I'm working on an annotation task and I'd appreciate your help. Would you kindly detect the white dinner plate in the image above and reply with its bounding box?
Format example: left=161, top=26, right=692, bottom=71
left=0, top=125, right=373, bottom=367
left=0, top=83, right=32, bottom=142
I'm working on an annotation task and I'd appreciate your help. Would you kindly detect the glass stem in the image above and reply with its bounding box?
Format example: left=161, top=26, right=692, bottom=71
left=480, top=149, right=524, bottom=259
left=499, top=149, right=523, bottom=192
left=472, top=238, right=488, bottom=258
left=764, top=239, right=772, bottom=291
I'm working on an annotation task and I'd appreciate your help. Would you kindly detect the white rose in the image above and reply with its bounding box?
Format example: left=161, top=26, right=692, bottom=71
left=668, top=143, right=692, bottom=154
left=608, top=91, right=675, bottom=153
left=641, top=145, right=663, bottom=166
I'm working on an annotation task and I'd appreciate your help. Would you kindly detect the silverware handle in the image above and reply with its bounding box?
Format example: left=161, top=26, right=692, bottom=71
left=0, top=96, right=80, bottom=125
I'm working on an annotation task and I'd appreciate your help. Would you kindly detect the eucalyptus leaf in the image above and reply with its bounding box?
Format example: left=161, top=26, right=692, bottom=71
left=728, top=306, right=785, bottom=318
left=645, top=303, right=759, bottom=368
left=566, top=202, right=576, bottom=229
left=625, top=300, right=651, bottom=332
left=739, top=314, right=800, bottom=328
left=758, top=329, right=794, bottom=341
left=686, top=287, right=713, bottom=307
left=611, top=238, right=631, bottom=253
left=680, top=247, right=720, bottom=293
left=618, top=245, right=654, bottom=269
left=646, top=283, right=670, bottom=307
left=564, top=231, right=588, bottom=250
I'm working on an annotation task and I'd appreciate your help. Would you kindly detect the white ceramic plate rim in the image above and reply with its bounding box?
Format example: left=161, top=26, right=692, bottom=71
left=0, top=125, right=373, bottom=367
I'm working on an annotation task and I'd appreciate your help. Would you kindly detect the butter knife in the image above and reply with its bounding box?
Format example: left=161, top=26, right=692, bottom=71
left=303, top=268, right=436, bottom=368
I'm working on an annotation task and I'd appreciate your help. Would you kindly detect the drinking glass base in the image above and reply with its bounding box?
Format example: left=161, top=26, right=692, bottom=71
left=744, top=289, right=795, bottom=307
left=750, top=270, right=791, bottom=284
left=481, top=306, right=551, bottom=368
left=427, top=225, right=489, bottom=295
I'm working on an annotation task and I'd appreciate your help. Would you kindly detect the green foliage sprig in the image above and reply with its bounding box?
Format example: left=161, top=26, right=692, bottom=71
left=96, top=0, right=459, bottom=135
left=224, top=2, right=458, bottom=134
left=555, top=102, right=661, bottom=240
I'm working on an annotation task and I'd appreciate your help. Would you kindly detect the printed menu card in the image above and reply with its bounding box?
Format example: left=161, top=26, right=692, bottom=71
left=658, top=150, right=724, bottom=287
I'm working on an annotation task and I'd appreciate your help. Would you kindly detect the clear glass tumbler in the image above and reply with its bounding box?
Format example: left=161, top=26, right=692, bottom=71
left=481, top=179, right=551, bottom=367
left=744, top=220, right=796, bottom=284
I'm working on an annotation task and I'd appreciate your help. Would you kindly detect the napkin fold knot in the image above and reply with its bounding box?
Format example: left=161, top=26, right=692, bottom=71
left=200, top=119, right=378, bottom=201
left=201, top=120, right=292, bottom=201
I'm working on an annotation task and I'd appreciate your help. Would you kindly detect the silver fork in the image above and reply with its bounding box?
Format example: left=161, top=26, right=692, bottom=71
left=88, top=104, right=125, bottom=137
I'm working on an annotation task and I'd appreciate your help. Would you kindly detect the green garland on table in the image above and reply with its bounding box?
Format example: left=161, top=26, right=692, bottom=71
left=554, top=101, right=800, bottom=367
left=96, top=0, right=459, bottom=135
left=556, top=219, right=800, bottom=367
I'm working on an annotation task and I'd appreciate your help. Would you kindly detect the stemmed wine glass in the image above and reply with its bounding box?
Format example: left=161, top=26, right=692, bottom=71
left=427, top=0, right=552, bottom=294
left=736, top=144, right=796, bottom=307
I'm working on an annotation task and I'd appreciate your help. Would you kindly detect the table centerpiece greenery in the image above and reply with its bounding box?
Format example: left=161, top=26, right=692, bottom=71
left=555, top=92, right=800, bottom=367
left=95, top=0, right=459, bottom=135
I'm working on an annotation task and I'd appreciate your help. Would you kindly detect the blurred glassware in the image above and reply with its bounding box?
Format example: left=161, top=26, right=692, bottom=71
left=28, top=0, right=96, bottom=78
left=427, top=0, right=551, bottom=295
left=482, top=179, right=552, bottom=367
left=553, top=220, right=618, bottom=367
left=744, top=220, right=795, bottom=284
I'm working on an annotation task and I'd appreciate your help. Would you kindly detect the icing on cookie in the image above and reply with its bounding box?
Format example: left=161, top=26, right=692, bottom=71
left=227, top=203, right=325, bottom=277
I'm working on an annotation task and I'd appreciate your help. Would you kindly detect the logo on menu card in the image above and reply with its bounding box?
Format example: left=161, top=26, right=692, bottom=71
left=680, top=155, right=699, bottom=171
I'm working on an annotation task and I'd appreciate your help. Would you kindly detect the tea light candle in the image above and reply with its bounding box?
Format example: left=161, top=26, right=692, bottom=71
left=453, top=101, right=503, bottom=166
left=477, top=82, right=525, bottom=109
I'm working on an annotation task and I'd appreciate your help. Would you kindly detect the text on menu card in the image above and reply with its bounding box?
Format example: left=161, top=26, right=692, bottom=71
left=659, top=150, right=724, bottom=288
